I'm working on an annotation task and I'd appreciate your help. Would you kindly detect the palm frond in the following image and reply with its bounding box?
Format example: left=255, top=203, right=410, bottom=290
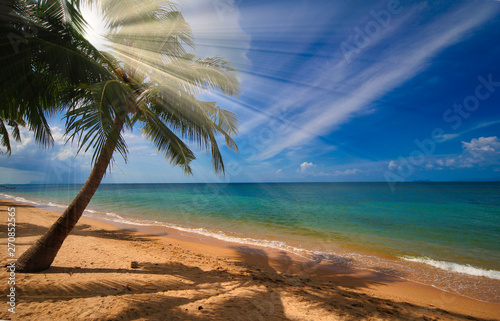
left=65, top=80, right=133, bottom=164
left=0, top=0, right=115, bottom=154
left=2, top=0, right=240, bottom=178
left=136, top=84, right=238, bottom=174
left=0, top=119, right=13, bottom=156
left=141, top=110, right=195, bottom=174
left=150, top=54, right=240, bottom=97
left=24, top=103, right=54, bottom=149
left=8, top=119, right=22, bottom=143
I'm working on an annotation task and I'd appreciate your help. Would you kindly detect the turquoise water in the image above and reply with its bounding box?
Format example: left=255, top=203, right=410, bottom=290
left=2, top=182, right=500, bottom=301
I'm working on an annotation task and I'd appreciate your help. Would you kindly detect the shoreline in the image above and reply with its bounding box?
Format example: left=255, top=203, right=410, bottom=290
left=3, top=191, right=499, bottom=304
left=1, top=199, right=500, bottom=320
left=88, top=209, right=500, bottom=304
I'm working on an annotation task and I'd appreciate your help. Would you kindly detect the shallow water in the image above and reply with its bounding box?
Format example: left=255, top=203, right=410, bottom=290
left=2, top=182, right=500, bottom=302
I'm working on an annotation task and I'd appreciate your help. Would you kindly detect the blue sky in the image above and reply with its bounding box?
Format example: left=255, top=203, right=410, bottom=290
left=2, top=0, right=500, bottom=184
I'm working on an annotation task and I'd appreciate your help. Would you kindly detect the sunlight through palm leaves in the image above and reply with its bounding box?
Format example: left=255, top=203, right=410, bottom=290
left=15, top=0, right=239, bottom=272
left=1, top=0, right=111, bottom=154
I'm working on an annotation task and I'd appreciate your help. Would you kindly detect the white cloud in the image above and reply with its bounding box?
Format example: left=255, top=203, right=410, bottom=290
left=445, top=158, right=456, bottom=167
left=55, top=148, right=74, bottom=161
left=2, top=122, right=94, bottom=183
left=299, top=162, right=316, bottom=173
left=51, top=126, right=65, bottom=143
left=333, top=168, right=361, bottom=176
left=461, top=136, right=500, bottom=166
left=388, top=160, right=398, bottom=170
left=420, top=136, right=500, bottom=171
left=122, top=132, right=138, bottom=139
left=9, top=127, right=33, bottom=154
left=129, top=145, right=149, bottom=152
left=310, top=168, right=363, bottom=177
left=275, top=169, right=282, bottom=174
left=463, top=136, right=500, bottom=155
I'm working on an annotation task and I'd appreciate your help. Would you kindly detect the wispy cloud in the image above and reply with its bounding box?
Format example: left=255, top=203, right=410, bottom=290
left=335, top=168, right=361, bottom=176
left=256, top=2, right=497, bottom=160
left=436, top=119, right=500, bottom=142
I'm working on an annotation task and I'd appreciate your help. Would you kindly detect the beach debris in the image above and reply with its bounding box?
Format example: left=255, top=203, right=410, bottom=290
left=198, top=306, right=203, bottom=310
left=131, top=261, right=139, bottom=268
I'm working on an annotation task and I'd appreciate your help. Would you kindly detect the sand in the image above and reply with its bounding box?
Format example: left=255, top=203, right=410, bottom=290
left=0, top=199, right=499, bottom=321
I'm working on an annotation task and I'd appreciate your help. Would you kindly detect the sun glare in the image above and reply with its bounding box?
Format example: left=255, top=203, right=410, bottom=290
left=80, top=3, right=108, bottom=50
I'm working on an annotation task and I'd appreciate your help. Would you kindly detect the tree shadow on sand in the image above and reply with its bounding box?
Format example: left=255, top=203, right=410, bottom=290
left=0, top=220, right=156, bottom=243
left=12, top=246, right=495, bottom=321
left=0, top=200, right=33, bottom=208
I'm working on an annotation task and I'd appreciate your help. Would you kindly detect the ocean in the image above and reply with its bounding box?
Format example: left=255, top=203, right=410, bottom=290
left=1, top=182, right=499, bottom=303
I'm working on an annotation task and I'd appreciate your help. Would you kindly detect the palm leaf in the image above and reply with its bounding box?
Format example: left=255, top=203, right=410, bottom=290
left=141, top=110, right=195, bottom=174
left=65, top=80, right=134, bottom=164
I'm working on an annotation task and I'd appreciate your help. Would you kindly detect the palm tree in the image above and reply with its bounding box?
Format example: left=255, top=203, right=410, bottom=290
left=16, top=0, right=239, bottom=272
left=1, top=0, right=111, bottom=154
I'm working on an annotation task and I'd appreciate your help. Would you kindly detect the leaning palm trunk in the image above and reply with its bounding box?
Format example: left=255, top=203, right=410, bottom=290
left=17, top=119, right=124, bottom=273
left=15, top=1, right=239, bottom=273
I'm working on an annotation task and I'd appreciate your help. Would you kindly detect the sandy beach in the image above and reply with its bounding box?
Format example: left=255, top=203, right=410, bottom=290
left=1, top=199, right=499, bottom=320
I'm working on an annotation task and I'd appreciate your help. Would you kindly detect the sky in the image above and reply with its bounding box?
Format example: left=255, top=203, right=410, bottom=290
left=2, top=0, right=500, bottom=185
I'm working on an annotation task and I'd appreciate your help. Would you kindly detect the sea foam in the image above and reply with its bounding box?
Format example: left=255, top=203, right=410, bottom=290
left=0, top=193, right=41, bottom=205
left=402, top=256, right=500, bottom=280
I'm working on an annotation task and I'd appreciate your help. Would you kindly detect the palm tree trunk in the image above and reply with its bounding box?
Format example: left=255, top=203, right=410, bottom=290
left=16, top=118, right=124, bottom=273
